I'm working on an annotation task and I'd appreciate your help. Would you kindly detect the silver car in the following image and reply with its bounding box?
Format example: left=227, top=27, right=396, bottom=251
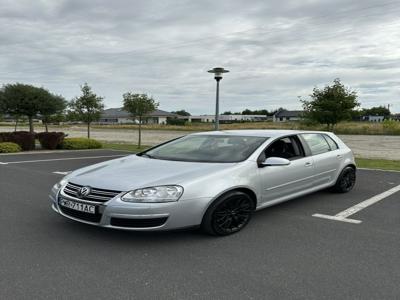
left=50, top=130, right=356, bottom=235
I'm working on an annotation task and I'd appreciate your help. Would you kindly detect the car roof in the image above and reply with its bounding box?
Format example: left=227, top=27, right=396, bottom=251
left=191, top=129, right=331, bottom=138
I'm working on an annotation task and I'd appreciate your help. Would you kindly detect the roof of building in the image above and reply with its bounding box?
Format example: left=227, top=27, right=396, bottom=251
left=274, top=110, right=304, bottom=118
left=101, top=108, right=177, bottom=118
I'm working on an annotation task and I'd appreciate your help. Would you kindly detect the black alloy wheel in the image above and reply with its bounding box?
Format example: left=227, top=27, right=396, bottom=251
left=333, top=166, right=356, bottom=193
left=202, top=191, right=255, bottom=236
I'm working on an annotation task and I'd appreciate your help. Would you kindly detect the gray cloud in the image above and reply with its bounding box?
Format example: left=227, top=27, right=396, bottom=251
left=0, top=0, right=399, bottom=113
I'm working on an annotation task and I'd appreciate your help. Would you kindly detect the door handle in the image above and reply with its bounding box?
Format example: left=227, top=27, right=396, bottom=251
left=305, top=162, right=313, bottom=167
left=337, top=154, right=343, bottom=159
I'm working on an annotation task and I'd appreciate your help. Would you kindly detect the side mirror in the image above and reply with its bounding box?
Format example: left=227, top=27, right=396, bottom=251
left=259, top=157, right=290, bottom=167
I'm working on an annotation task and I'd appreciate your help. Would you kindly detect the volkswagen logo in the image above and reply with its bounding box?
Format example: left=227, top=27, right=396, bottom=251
left=77, top=186, right=91, bottom=198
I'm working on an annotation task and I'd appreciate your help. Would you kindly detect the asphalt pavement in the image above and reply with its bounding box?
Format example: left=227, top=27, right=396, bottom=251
left=0, top=150, right=399, bottom=299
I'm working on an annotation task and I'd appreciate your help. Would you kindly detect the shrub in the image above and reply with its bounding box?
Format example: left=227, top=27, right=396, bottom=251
left=382, top=120, right=400, bottom=135
left=0, top=131, right=35, bottom=151
left=37, top=132, right=65, bottom=150
left=60, top=138, right=102, bottom=150
left=0, top=142, right=22, bottom=153
left=166, top=118, right=187, bottom=126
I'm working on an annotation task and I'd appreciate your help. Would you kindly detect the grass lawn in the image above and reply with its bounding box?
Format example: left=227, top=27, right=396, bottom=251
left=103, top=142, right=400, bottom=172
left=3, top=120, right=400, bottom=135
left=355, top=158, right=400, bottom=171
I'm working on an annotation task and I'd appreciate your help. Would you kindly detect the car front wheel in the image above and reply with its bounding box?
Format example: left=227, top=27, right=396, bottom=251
left=201, top=191, right=255, bottom=236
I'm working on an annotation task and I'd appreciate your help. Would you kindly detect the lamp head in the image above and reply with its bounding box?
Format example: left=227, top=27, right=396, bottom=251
left=208, top=67, right=229, bottom=81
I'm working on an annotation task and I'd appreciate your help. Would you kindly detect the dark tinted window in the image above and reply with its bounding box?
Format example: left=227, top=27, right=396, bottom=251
left=302, top=133, right=331, bottom=155
left=263, top=136, right=305, bottom=160
left=324, top=135, right=339, bottom=150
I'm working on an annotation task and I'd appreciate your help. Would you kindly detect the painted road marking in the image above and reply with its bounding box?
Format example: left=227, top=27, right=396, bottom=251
left=313, top=184, right=400, bottom=224
left=0, top=154, right=126, bottom=165
left=53, top=171, right=70, bottom=175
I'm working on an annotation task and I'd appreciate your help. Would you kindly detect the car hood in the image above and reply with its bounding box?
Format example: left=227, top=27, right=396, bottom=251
left=67, top=155, right=236, bottom=191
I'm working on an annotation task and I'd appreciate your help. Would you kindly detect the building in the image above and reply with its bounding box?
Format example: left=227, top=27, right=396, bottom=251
left=179, top=114, right=269, bottom=123
left=392, top=114, right=400, bottom=121
left=273, top=110, right=304, bottom=122
left=361, top=115, right=385, bottom=122
left=99, top=108, right=177, bottom=124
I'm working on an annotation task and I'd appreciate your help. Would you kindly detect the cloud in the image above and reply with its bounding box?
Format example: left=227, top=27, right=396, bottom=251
left=0, top=0, right=399, bottom=113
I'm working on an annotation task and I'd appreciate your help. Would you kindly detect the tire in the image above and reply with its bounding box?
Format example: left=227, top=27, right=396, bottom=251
left=201, top=191, right=255, bottom=236
left=332, top=166, right=356, bottom=193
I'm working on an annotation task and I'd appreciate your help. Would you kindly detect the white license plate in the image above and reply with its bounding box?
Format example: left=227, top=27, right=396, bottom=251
left=59, top=199, right=96, bottom=214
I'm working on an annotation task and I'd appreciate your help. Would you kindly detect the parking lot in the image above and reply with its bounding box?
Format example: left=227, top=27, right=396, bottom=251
left=1, top=150, right=399, bottom=299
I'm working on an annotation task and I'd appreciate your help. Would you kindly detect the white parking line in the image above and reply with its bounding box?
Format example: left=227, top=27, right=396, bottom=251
left=313, top=184, right=400, bottom=224
left=0, top=154, right=126, bottom=165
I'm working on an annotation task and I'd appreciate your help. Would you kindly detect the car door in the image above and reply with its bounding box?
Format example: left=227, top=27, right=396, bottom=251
left=300, top=133, right=341, bottom=186
left=257, top=135, right=316, bottom=204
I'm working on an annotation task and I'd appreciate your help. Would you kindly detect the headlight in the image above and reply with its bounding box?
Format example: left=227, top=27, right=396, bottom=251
left=121, top=185, right=184, bottom=203
left=52, top=178, right=68, bottom=192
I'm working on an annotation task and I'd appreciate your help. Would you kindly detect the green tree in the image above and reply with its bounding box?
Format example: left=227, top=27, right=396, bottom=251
left=364, top=106, right=391, bottom=117
left=123, top=93, right=159, bottom=148
left=301, top=79, right=360, bottom=130
left=38, top=94, right=67, bottom=132
left=242, top=109, right=269, bottom=115
left=171, top=109, right=191, bottom=116
left=0, top=83, right=54, bottom=133
left=68, top=83, right=104, bottom=138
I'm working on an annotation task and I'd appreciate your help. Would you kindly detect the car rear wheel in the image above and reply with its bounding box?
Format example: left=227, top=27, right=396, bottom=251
left=201, top=191, right=255, bottom=236
left=332, top=166, right=356, bottom=193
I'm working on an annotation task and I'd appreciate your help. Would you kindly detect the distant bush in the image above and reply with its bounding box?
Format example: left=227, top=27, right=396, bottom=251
left=382, top=120, right=400, bottom=135
left=36, top=132, right=66, bottom=150
left=166, top=118, right=186, bottom=126
left=0, top=142, right=22, bottom=153
left=0, top=131, right=35, bottom=151
left=60, top=138, right=102, bottom=150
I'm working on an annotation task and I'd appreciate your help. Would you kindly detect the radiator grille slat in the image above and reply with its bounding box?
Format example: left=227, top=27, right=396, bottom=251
left=63, top=182, right=122, bottom=203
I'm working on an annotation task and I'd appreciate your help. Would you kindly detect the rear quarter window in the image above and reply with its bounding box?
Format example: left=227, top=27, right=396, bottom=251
left=323, top=135, right=339, bottom=150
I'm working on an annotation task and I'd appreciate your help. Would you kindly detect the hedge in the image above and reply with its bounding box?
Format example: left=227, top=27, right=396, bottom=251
left=36, top=132, right=65, bottom=150
left=60, top=138, right=102, bottom=150
left=166, top=118, right=187, bottom=126
left=0, top=142, right=22, bottom=153
left=0, top=131, right=35, bottom=151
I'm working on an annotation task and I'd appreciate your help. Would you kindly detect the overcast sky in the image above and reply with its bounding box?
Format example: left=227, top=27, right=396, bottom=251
left=1, top=0, right=399, bottom=114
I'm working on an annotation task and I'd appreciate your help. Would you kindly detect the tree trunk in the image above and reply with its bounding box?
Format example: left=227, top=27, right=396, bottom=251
left=28, top=116, right=34, bottom=133
left=138, top=116, right=142, bottom=148
left=87, top=122, right=90, bottom=139
left=45, top=122, right=48, bottom=132
left=14, top=118, right=18, bottom=132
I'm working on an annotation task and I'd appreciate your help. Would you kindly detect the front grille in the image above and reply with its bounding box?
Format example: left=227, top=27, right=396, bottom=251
left=110, top=217, right=168, bottom=228
left=59, top=205, right=102, bottom=223
left=63, top=182, right=122, bottom=203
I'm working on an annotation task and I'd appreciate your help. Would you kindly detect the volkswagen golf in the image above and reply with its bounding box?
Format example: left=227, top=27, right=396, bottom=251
left=50, top=130, right=356, bottom=235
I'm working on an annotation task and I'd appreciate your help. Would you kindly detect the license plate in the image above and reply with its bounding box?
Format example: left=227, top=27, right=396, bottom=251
left=59, top=199, right=96, bottom=214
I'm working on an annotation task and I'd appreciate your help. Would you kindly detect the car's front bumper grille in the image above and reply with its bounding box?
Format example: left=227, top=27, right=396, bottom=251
left=63, top=182, right=122, bottom=203
left=110, top=217, right=168, bottom=228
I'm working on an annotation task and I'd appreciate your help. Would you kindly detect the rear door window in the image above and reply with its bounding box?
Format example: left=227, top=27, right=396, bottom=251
left=301, top=133, right=331, bottom=155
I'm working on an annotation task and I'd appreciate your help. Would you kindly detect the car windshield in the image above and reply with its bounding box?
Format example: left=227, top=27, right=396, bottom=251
left=141, top=135, right=268, bottom=163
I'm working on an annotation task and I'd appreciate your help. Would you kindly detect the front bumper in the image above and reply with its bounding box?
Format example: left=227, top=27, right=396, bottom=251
left=50, top=190, right=212, bottom=231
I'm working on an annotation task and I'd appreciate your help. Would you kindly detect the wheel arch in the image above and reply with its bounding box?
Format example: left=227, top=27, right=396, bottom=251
left=203, top=186, right=258, bottom=216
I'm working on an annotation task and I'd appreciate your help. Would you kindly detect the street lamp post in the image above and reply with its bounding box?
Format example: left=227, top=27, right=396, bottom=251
left=208, top=67, right=229, bottom=131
